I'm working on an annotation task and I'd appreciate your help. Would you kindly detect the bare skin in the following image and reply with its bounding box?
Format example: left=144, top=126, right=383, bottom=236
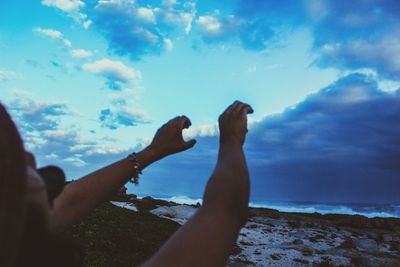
left=25, top=101, right=253, bottom=267
left=142, top=101, right=253, bottom=267
left=51, top=115, right=196, bottom=229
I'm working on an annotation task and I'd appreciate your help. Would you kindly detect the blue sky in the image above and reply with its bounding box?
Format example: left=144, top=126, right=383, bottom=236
left=1, top=0, right=400, bottom=204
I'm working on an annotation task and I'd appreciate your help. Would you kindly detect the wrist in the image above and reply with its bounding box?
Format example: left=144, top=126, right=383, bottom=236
left=219, top=136, right=243, bottom=147
left=140, top=145, right=164, bottom=163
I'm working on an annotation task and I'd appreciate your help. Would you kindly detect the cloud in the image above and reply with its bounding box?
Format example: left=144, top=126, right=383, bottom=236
left=33, top=27, right=62, bottom=39
left=41, top=0, right=87, bottom=21
left=316, top=35, right=400, bottom=81
left=4, top=95, right=134, bottom=176
left=99, top=106, right=151, bottom=130
left=70, top=49, right=93, bottom=58
left=304, top=0, right=400, bottom=80
left=82, top=59, right=141, bottom=90
left=143, top=73, right=400, bottom=204
left=190, top=1, right=400, bottom=80
left=86, top=0, right=196, bottom=59
left=195, top=13, right=242, bottom=42
left=9, top=98, right=70, bottom=132
left=42, top=0, right=84, bottom=13
left=33, top=27, right=72, bottom=48
left=0, top=70, right=19, bottom=82
left=243, top=73, right=400, bottom=204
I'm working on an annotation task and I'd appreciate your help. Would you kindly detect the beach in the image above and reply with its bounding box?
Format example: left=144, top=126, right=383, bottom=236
left=66, top=197, right=400, bottom=267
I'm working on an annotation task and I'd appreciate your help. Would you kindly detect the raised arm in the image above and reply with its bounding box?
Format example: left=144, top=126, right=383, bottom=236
left=143, top=101, right=253, bottom=267
left=53, top=116, right=196, bottom=229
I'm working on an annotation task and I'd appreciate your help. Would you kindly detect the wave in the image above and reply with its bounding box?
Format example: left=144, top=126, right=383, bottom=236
left=136, top=194, right=400, bottom=218
left=249, top=202, right=400, bottom=218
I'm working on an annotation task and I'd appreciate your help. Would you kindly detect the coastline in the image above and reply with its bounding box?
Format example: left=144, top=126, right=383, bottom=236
left=66, top=196, right=400, bottom=267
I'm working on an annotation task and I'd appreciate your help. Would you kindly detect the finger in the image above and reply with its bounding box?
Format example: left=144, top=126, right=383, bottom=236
left=224, top=100, right=240, bottom=114
left=178, top=115, right=192, bottom=129
left=171, top=116, right=181, bottom=124
left=240, top=104, right=254, bottom=115
left=232, top=102, right=246, bottom=116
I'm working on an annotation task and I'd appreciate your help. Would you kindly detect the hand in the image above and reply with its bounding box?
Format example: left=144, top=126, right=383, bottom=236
left=219, top=101, right=254, bottom=146
left=148, top=116, right=196, bottom=158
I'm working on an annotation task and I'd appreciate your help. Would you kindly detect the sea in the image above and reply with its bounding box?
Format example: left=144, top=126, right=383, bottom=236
left=132, top=193, right=400, bottom=219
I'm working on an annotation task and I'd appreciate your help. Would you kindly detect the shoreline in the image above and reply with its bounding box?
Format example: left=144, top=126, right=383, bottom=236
left=67, top=196, right=400, bottom=266
left=113, top=196, right=400, bottom=266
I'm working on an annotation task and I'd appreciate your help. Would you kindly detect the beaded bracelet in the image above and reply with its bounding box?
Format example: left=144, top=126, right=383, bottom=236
left=127, top=152, right=142, bottom=184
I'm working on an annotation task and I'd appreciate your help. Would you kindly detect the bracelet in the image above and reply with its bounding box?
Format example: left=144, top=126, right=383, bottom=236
left=127, top=152, right=142, bottom=184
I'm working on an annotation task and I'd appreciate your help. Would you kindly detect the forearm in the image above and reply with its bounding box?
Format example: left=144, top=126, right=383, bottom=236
left=53, top=146, right=160, bottom=228
left=202, top=140, right=250, bottom=226
left=143, top=142, right=250, bottom=267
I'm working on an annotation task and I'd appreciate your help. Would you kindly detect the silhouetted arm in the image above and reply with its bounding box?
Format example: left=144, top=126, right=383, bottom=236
left=142, top=101, right=253, bottom=267
left=53, top=116, right=196, bottom=229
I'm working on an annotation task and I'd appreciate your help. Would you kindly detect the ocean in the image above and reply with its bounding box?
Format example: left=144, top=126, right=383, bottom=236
left=131, top=193, right=400, bottom=218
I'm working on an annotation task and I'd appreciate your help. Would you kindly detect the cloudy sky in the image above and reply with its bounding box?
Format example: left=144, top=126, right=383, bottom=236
left=1, top=0, right=400, bottom=204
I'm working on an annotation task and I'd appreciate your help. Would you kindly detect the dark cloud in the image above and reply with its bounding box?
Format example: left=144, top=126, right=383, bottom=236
left=141, top=73, right=400, bottom=204
left=244, top=73, right=400, bottom=204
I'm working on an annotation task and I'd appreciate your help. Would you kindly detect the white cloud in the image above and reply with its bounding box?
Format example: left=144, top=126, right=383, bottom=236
left=83, top=20, right=92, bottom=29
left=196, top=13, right=241, bottom=40
left=197, top=15, right=222, bottom=36
left=33, top=27, right=62, bottom=39
left=184, top=123, right=219, bottom=138
left=162, top=0, right=176, bottom=6
left=63, top=39, right=72, bottom=47
left=63, top=157, right=88, bottom=167
left=0, top=70, right=19, bottom=82
left=70, top=49, right=93, bottom=58
left=82, top=59, right=142, bottom=84
left=33, top=27, right=72, bottom=48
left=42, top=0, right=84, bottom=12
left=41, top=0, right=87, bottom=22
left=136, top=7, right=156, bottom=23
left=246, top=65, right=257, bottom=73
left=164, top=38, right=174, bottom=51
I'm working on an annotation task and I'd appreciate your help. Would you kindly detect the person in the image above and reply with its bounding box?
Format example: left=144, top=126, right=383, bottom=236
left=0, top=100, right=253, bottom=267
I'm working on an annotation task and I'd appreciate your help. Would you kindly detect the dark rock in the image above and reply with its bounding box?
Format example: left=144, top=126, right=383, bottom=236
left=309, top=234, right=325, bottom=243
left=239, top=240, right=253, bottom=246
left=350, top=255, right=364, bottom=266
left=270, top=253, right=281, bottom=260
left=301, top=247, right=313, bottom=256
left=338, top=237, right=355, bottom=249
left=293, top=258, right=309, bottom=264
left=293, top=239, right=303, bottom=245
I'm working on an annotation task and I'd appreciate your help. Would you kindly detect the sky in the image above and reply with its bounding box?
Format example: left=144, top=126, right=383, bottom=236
left=1, top=0, right=400, bottom=204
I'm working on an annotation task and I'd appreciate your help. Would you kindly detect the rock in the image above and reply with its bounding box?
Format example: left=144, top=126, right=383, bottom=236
left=383, top=234, right=393, bottom=242
left=338, top=237, right=355, bottom=249
left=301, top=247, right=313, bottom=256
left=309, top=234, right=325, bottom=243
left=270, top=253, right=281, bottom=260
left=293, top=239, right=303, bottom=245
left=354, top=238, right=378, bottom=252
left=293, top=258, right=309, bottom=264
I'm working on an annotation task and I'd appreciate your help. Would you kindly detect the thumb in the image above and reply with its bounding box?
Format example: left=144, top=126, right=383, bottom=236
left=183, top=139, right=196, bottom=150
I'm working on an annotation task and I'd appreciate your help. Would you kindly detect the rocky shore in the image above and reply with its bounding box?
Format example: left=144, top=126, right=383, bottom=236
left=65, top=196, right=400, bottom=267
